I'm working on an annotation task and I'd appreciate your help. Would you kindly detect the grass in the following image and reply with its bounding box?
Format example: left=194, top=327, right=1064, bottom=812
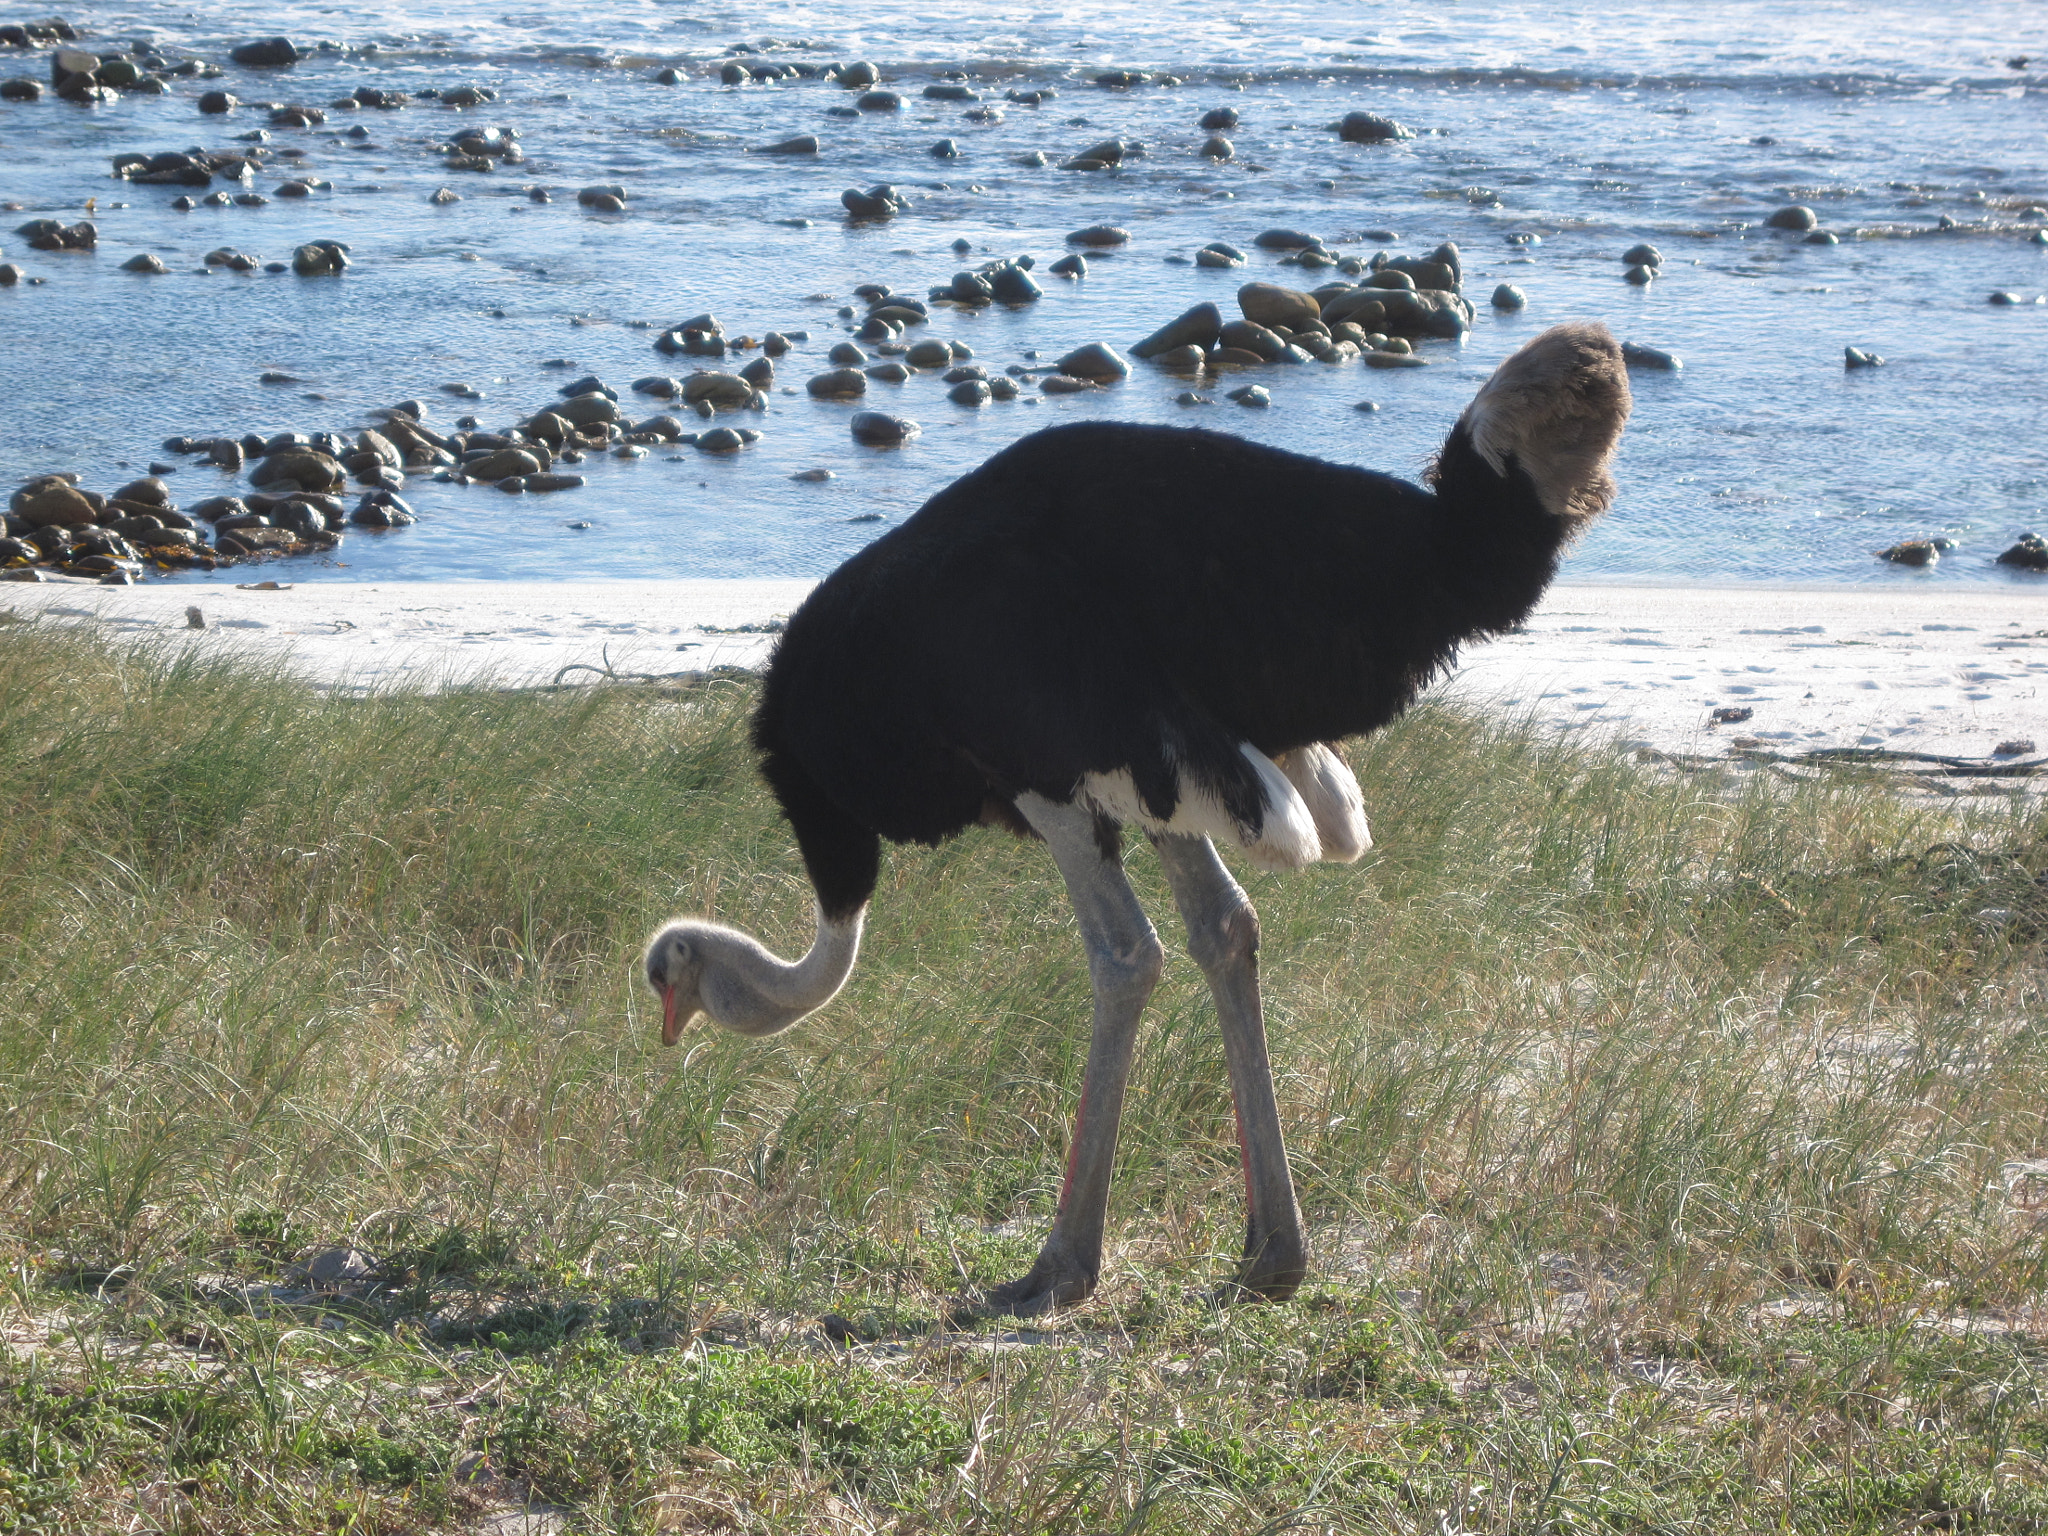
left=0, top=616, right=2044, bottom=1533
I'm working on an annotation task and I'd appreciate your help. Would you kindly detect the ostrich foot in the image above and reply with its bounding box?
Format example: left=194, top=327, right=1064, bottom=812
left=971, top=1255, right=1098, bottom=1318
left=1214, top=1227, right=1308, bottom=1304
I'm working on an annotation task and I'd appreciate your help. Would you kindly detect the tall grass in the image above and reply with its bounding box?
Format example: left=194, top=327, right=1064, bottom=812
left=1, top=619, right=2043, bottom=1534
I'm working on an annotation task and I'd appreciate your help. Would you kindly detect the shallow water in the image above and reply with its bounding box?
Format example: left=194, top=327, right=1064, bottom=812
left=2, top=0, right=2045, bottom=587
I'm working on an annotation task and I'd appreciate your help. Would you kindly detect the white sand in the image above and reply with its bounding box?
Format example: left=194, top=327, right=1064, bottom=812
left=4, top=577, right=2044, bottom=762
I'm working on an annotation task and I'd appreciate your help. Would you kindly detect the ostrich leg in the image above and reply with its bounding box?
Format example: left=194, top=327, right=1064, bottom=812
left=1152, top=834, right=1308, bottom=1299
left=983, top=792, right=1166, bottom=1316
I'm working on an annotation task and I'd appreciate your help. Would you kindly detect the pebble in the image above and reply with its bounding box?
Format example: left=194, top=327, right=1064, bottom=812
left=849, top=411, right=918, bottom=445
left=1055, top=341, right=1130, bottom=381
left=1804, top=230, right=1839, bottom=245
left=229, top=36, right=301, bottom=67
left=1363, top=351, right=1428, bottom=369
left=1764, top=204, right=1818, bottom=230
left=1132, top=301, right=1222, bottom=358
left=1620, top=341, right=1681, bottom=371
left=1335, top=111, right=1413, bottom=143
left=1491, top=282, right=1527, bottom=310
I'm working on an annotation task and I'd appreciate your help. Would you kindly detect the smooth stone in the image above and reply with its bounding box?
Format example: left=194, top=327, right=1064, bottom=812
left=1132, top=300, right=1222, bottom=358
left=1198, top=135, right=1233, bottom=161
left=841, top=185, right=904, bottom=219
left=1217, top=319, right=1285, bottom=360
left=807, top=368, right=867, bottom=398
left=1055, top=341, right=1130, bottom=381
left=1622, top=242, right=1662, bottom=267
left=1040, top=374, right=1097, bottom=394
left=929, top=138, right=960, bottom=158
left=923, top=83, right=977, bottom=100
left=1048, top=253, right=1087, bottom=277
left=1174, top=391, right=1210, bottom=406
left=738, top=356, right=773, bottom=388
left=248, top=448, right=344, bottom=491
left=849, top=411, right=918, bottom=444
left=464, top=448, right=544, bottom=481
left=1363, top=351, right=1429, bottom=369
left=632, top=375, right=680, bottom=398
left=1198, top=106, right=1239, bottom=130
left=1988, top=291, right=2025, bottom=305
left=1335, top=110, right=1412, bottom=143
left=524, top=473, right=585, bottom=492
left=229, top=37, right=300, bottom=67
left=1765, top=204, right=1818, bottom=230
left=1067, top=224, right=1129, bottom=247
left=1194, top=243, right=1244, bottom=269
left=1995, top=534, right=2048, bottom=570
left=839, top=61, right=880, bottom=87
left=987, top=376, right=1019, bottom=400
left=1803, top=230, right=1839, bottom=245
left=1238, top=281, right=1321, bottom=329
left=121, top=252, right=167, bottom=273
left=865, top=362, right=910, bottom=383
left=758, top=134, right=819, bottom=155
left=855, top=90, right=903, bottom=111
left=1844, top=346, right=1884, bottom=369
left=948, top=379, right=992, bottom=406
left=828, top=341, right=867, bottom=366
left=1226, top=385, right=1272, bottom=407
left=695, top=426, right=747, bottom=452
left=680, top=372, right=755, bottom=407
left=1320, top=286, right=1475, bottom=338
left=905, top=339, right=954, bottom=368
left=1624, top=263, right=1656, bottom=285
left=1877, top=540, right=1939, bottom=566
left=1153, top=344, right=1209, bottom=372
left=1254, top=227, right=1321, bottom=251
left=989, top=264, right=1042, bottom=303
left=1620, top=341, right=1681, bottom=370
left=1491, top=283, right=1527, bottom=310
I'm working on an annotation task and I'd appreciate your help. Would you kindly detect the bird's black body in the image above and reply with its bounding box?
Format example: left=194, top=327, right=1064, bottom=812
left=754, top=419, right=1572, bottom=919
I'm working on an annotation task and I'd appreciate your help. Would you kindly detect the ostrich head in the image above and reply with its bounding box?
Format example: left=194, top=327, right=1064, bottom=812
left=643, top=907, right=865, bottom=1043
left=1455, top=321, right=1632, bottom=529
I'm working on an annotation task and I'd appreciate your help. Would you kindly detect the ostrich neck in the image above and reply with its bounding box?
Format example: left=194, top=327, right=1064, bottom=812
left=710, top=905, right=865, bottom=1035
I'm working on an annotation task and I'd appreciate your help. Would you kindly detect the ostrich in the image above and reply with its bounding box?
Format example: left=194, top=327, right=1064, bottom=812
left=645, top=321, right=1631, bottom=1316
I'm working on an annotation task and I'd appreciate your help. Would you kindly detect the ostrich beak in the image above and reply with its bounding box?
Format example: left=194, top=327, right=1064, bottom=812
left=660, top=984, right=698, bottom=1046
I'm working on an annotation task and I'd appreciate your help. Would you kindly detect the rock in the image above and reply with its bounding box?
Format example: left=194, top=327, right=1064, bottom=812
left=462, top=448, right=544, bottom=481
left=1132, top=301, right=1222, bottom=358
left=1195, top=242, right=1245, bottom=269
left=114, top=476, right=170, bottom=507
left=865, top=362, right=910, bottom=383
left=839, top=61, right=879, bottom=88
left=841, top=185, right=905, bottom=219
left=1226, top=385, right=1271, bottom=407
left=1074, top=138, right=1128, bottom=165
left=1624, top=263, right=1656, bottom=285
left=1335, top=111, right=1412, bottom=143
left=855, top=90, right=903, bottom=111
left=807, top=368, right=867, bottom=398
left=1988, top=291, right=2028, bottom=306
left=1995, top=738, right=2039, bottom=755
left=828, top=341, right=867, bottom=366
left=1877, top=540, right=1939, bottom=566
left=1620, top=341, right=1681, bottom=371
left=1066, top=224, right=1129, bottom=246
left=1319, top=286, right=1474, bottom=338
left=695, top=426, right=748, bottom=452
left=1254, top=228, right=1321, bottom=251
left=1238, top=282, right=1321, bottom=329
left=1491, top=283, right=1527, bottom=311
left=1198, top=136, right=1233, bottom=160
left=1055, top=341, right=1129, bottom=382
left=1622, top=243, right=1662, bottom=267
left=1364, top=351, right=1429, bottom=369
left=1995, top=534, right=2048, bottom=570
left=1041, top=374, right=1097, bottom=394
left=292, top=241, right=347, bottom=275
left=229, top=37, right=300, bottom=67
left=12, top=477, right=98, bottom=529
left=121, top=252, right=167, bottom=273
left=248, top=448, right=345, bottom=492
left=929, top=138, right=960, bottom=159
left=1804, top=230, right=1838, bottom=245
left=1218, top=319, right=1285, bottom=360
left=524, top=473, right=585, bottom=492
left=1844, top=346, right=1884, bottom=369
left=1048, top=253, right=1087, bottom=277
left=300, top=1247, right=374, bottom=1285
left=989, top=263, right=1041, bottom=303
left=1765, top=204, right=1818, bottom=230
left=1151, top=344, right=1208, bottom=372
left=738, top=356, right=773, bottom=388
left=948, top=379, right=992, bottom=406
left=905, top=339, right=954, bottom=368
left=198, top=88, right=238, bottom=113
left=791, top=468, right=833, bottom=482
left=758, top=134, right=818, bottom=155
left=1198, top=106, right=1239, bottom=130
left=680, top=372, right=756, bottom=408
left=850, top=411, right=918, bottom=445
left=924, top=83, right=978, bottom=100
left=578, top=187, right=627, bottom=213
left=429, top=186, right=461, bottom=204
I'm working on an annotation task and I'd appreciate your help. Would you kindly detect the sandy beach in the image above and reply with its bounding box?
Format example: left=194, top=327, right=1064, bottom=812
left=4, top=577, right=2044, bottom=764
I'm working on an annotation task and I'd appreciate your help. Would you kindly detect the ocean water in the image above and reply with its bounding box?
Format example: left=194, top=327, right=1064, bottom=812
left=1, top=0, right=2044, bottom=587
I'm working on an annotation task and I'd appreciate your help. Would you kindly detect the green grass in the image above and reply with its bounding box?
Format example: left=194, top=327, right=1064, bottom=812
left=1, top=618, right=2045, bottom=1533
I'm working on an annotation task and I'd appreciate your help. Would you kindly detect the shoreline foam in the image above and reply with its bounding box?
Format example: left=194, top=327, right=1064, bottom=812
left=4, top=579, right=2043, bottom=763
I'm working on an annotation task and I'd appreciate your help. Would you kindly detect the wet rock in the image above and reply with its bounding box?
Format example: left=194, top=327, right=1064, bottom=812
left=1622, top=243, right=1662, bottom=267
left=738, top=356, right=773, bottom=388
left=1764, top=204, right=1818, bottom=230
left=828, top=341, right=868, bottom=366
left=1218, top=319, right=1285, bottom=360
left=1238, top=281, right=1321, bottom=329
left=841, top=184, right=906, bottom=219
left=1995, top=533, right=2048, bottom=570
left=1048, top=253, right=1086, bottom=277
left=120, top=252, right=167, bottom=273
left=1195, top=241, right=1245, bottom=269
left=1624, top=263, right=1656, bottom=285
left=901, top=338, right=952, bottom=369
left=757, top=134, right=818, bottom=155
left=1067, top=223, right=1129, bottom=247
left=1620, top=341, right=1681, bottom=371
left=1153, top=344, right=1208, bottom=372
left=1132, top=301, right=1222, bottom=358
left=1363, top=350, right=1428, bottom=369
left=1877, top=540, right=1939, bottom=566
left=249, top=448, right=344, bottom=492
left=989, top=263, right=1041, bottom=303
left=695, top=426, right=748, bottom=452
left=198, top=88, right=238, bottom=113
left=850, top=411, right=918, bottom=445
left=948, top=378, right=992, bottom=406
left=1335, top=111, right=1412, bottom=143
left=929, top=138, right=960, bottom=158
left=1320, top=285, right=1474, bottom=338
left=1844, top=346, right=1884, bottom=369
left=429, top=186, right=461, bottom=204
left=1198, top=135, right=1233, bottom=160
left=1056, top=341, right=1129, bottom=382
left=865, top=362, right=910, bottom=383
left=292, top=241, right=347, bottom=275
left=19, top=218, right=96, bottom=251
left=1254, top=227, right=1321, bottom=251
left=924, top=83, right=978, bottom=100
left=1227, top=385, right=1272, bottom=407
left=1988, top=291, right=2032, bottom=306
left=577, top=185, right=627, bottom=213
left=1491, top=282, right=1527, bottom=311
left=839, top=61, right=879, bottom=88
left=942, top=270, right=994, bottom=305
left=807, top=367, right=867, bottom=398
left=1804, top=230, right=1838, bottom=245
left=230, top=37, right=300, bottom=67
left=681, top=372, right=756, bottom=409
left=856, top=90, right=903, bottom=111
left=524, top=473, right=585, bottom=492
left=12, top=477, right=98, bottom=529
left=1198, top=106, right=1239, bottom=130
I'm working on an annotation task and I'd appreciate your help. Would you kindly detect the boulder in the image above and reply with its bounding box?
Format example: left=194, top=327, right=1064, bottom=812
left=1319, top=285, right=1474, bottom=338
left=230, top=37, right=300, bottom=67
left=850, top=412, right=918, bottom=445
left=248, top=449, right=344, bottom=493
left=1055, top=342, right=1130, bottom=381
left=1237, top=281, right=1321, bottom=329
left=1335, top=111, right=1412, bottom=143
left=1132, top=301, right=1222, bottom=359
